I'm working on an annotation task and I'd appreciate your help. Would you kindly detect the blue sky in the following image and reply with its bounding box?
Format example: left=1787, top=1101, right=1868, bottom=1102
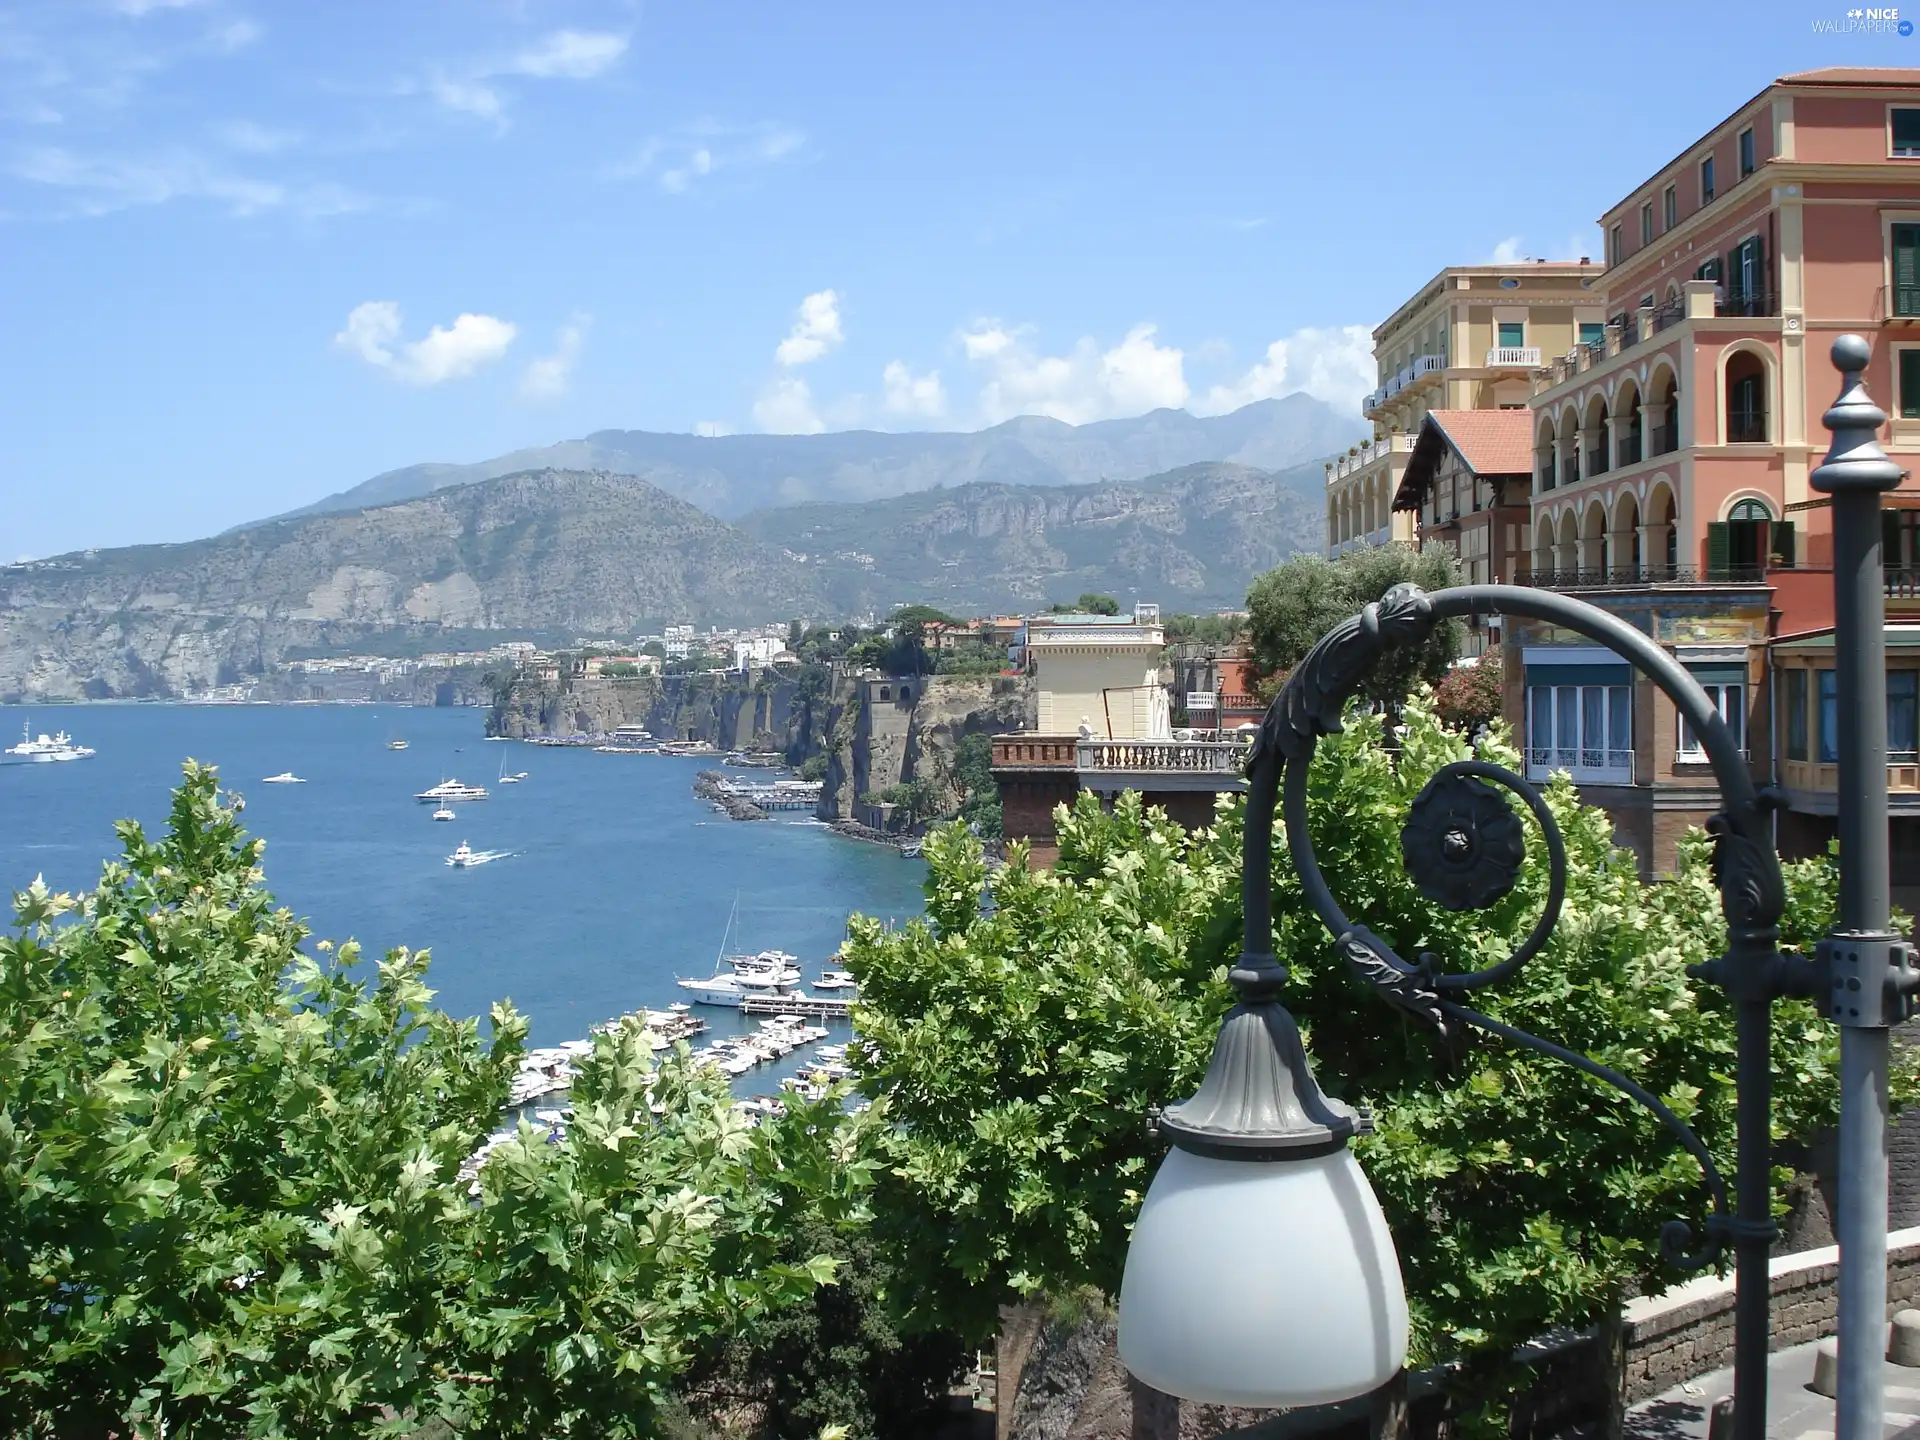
left=0, top=0, right=1880, bottom=558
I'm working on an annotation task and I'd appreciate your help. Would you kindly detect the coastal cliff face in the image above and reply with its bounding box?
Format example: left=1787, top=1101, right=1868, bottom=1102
left=486, top=672, right=798, bottom=751
left=488, top=666, right=1030, bottom=824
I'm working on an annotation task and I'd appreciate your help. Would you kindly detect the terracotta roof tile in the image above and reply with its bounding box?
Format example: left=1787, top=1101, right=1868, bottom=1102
left=1425, top=410, right=1535, bottom=477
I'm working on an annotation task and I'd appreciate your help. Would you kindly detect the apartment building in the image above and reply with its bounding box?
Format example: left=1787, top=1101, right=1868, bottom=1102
left=1326, top=260, right=1604, bottom=556
left=1506, top=66, right=1920, bottom=880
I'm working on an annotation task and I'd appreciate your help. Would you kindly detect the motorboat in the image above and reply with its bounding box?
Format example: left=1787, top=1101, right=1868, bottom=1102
left=261, top=772, right=305, bottom=784
left=447, top=840, right=509, bottom=868
left=676, top=901, right=801, bottom=1007
left=416, top=778, right=488, bottom=803
left=431, top=806, right=457, bottom=822
left=6, top=723, right=95, bottom=763
left=813, top=968, right=858, bottom=991
left=388, top=739, right=408, bottom=751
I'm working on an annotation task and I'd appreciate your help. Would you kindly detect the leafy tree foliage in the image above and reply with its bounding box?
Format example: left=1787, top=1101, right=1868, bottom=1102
left=860, top=779, right=944, bottom=832
left=933, top=644, right=1006, bottom=678
left=1433, top=651, right=1505, bottom=734
left=1049, top=594, right=1120, bottom=615
left=951, top=733, right=1003, bottom=840
left=1246, top=545, right=1463, bottom=707
left=1163, top=612, right=1244, bottom=647
left=0, top=765, right=871, bottom=1438
left=844, top=703, right=1905, bottom=1382
left=681, top=1219, right=970, bottom=1440
left=887, top=606, right=961, bottom=629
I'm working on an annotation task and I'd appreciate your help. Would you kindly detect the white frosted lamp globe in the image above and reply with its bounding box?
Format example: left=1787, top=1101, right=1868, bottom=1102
left=1117, top=1144, right=1408, bottom=1408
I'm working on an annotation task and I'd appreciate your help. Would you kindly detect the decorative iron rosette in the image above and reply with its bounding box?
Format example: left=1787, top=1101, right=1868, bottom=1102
left=1400, top=771, right=1527, bottom=912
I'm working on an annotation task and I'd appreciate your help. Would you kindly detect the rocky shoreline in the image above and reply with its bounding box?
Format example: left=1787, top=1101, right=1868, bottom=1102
left=692, top=770, right=769, bottom=821
left=827, top=818, right=922, bottom=855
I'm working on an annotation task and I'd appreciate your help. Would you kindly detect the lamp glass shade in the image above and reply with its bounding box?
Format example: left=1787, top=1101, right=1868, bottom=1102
left=1117, top=1146, right=1408, bottom=1408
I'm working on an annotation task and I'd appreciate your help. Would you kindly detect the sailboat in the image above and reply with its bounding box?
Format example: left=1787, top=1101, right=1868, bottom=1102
left=676, top=897, right=797, bottom=1008
left=498, top=758, right=527, bottom=785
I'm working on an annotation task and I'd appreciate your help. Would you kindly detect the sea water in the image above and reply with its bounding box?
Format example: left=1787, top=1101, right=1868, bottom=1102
left=0, top=706, right=928, bottom=1088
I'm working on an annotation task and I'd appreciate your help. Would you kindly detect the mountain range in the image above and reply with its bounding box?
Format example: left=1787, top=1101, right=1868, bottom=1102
left=269, top=394, right=1359, bottom=522
left=2, top=397, right=1355, bottom=700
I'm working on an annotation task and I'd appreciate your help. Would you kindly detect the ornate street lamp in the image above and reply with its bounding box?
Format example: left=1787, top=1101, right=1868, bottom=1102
left=1119, top=337, right=1907, bottom=1438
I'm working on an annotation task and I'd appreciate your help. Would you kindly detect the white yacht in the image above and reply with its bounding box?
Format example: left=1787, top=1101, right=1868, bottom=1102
left=6, top=724, right=95, bottom=763
left=261, top=772, right=305, bottom=784
left=446, top=840, right=508, bottom=868
left=677, top=904, right=801, bottom=1007
left=431, top=806, right=456, bottom=822
left=416, top=778, right=488, bottom=803
left=387, top=738, right=408, bottom=751
left=813, top=968, right=858, bottom=991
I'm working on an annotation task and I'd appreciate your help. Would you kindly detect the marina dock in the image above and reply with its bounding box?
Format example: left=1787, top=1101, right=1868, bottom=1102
left=740, top=993, right=855, bottom=1019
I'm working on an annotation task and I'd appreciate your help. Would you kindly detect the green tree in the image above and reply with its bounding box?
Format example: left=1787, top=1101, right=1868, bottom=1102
left=0, top=765, right=872, bottom=1438
left=887, top=605, right=961, bottom=629
left=1049, top=593, right=1120, bottom=616
left=1245, top=544, right=1463, bottom=708
left=1164, top=613, right=1244, bottom=647
left=951, top=732, right=1003, bottom=840
left=843, top=702, right=1902, bottom=1393
left=640, top=641, right=668, bottom=659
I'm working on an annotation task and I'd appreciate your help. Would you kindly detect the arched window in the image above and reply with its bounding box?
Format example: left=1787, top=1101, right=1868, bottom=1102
left=1725, top=352, right=1768, bottom=443
left=1711, top=497, right=1783, bottom=580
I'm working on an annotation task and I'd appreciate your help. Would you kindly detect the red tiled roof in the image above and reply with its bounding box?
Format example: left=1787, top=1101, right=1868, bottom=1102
left=1425, top=410, right=1535, bottom=477
left=1779, top=67, right=1920, bottom=86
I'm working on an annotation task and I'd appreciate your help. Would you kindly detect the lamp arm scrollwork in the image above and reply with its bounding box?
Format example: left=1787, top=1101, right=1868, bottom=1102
left=1251, top=581, right=1811, bottom=1275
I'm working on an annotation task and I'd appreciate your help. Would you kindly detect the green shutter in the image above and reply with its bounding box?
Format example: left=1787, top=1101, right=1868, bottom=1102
left=1895, top=225, right=1920, bottom=317
left=1707, top=521, right=1730, bottom=579
left=1526, top=663, right=1633, bottom=687
left=1772, top=518, right=1796, bottom=567
left=1903, top=350, right=1920, bottom=418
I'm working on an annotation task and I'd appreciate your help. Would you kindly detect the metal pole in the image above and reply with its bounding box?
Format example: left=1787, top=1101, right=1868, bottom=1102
left=1811, top=334, right=1905, bottom=1440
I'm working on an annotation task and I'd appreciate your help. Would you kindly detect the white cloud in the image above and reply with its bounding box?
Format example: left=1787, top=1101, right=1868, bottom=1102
left=753, top=376, right=823, bottom=434
left=882, top=361, right=945, bottom=419
left=335, top=301, right=517, bottom=386
left=429, top=74, right=504, bottom=124
left=1487, top=235, right=1526, bottom=265
left=508, top=30, right=627, bottom=80
left=519, top=316, right=588, bottom=400
left=1194, top=324, right=1375, bottom=417
left=204, top=18, right=261, bottom=54
left=10, top=145, right=364, bottom=217
left=960, top=320, right=1189, bottom=426
left=113, top=0, right=207, bottom=14
left=608, top=121, right=805, bottom=194
left=694, top=420, right=733, bottom=438
left=215, top=119, right=297, bottom=154
left=775, top=289, right=842, bottom=367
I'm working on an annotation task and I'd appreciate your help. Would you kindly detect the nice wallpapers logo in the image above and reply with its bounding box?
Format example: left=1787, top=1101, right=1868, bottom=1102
left=1812, top=7, right=1915, bottom=32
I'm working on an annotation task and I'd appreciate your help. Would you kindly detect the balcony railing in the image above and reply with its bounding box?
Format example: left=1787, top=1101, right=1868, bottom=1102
left=1618, top=431, right=1642, bottom=467
left=1518, top=565, right=1770, bottom=589
left=1891, top=569, right=1920, bottom=599
left=1538, top=463, right=1555, bottom=493
left=1586, top=445, right=1610, bottom=478
left=1727, top=409, right=1767, bottom=444
left=1486, top=345, right=1542, bottom=367
left=1526, top=747, right=1634, bottom=785
left=1653, top=422, right=1680, bottom=455
left=1716, top=290, right=1778, bottom=319
left=1559, top=456, right=1578, bottom=488
left=1077, top=738, right=1254, bottom=775
left=1651, top=297, right=1687, bottom=333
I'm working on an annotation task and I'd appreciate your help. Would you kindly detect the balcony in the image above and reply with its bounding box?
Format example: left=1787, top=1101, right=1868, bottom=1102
left=1365, top=356, right=1446, bottom=414
left=1890, top=569, right=1920, bottom=599
left=1727, top=408, right=1767, bottom=444
left=1715, top=290, right=1778, bottom=319
left=1526, top=746, right=1634, bottom=786
left=1586, top=445, right=1610, bottom=478
left=1327, top=432, right=1415, bottom=482
left=1075, top=737, right=1254, bottom=793
left=1617, top=431, right=1642, bottom=467
left=1486, top=346, right=1542, bottom=367
left=1651, top=297, right=1686, bottom=334
left=1653, top=421, right=1680, bottom=456
left=1518, top=565, right=1768, bottom=589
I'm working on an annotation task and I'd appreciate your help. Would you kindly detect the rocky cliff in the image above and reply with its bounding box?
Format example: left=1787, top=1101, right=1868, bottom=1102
left=486, top=672, right=799, bottom=752
left=814, top=674, right=1028, bottom=821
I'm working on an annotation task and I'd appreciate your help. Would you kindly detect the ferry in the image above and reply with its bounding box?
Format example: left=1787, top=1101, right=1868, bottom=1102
left=6, top=723, right=95, bottom=763
left=261, top=772, right=305, bottom=784
left=415, top=778, right=488, bottom=803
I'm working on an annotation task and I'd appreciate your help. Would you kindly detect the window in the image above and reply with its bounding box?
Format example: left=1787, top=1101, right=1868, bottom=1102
left=1728, top=235, right=1767, bottom=312
left=1696, top=256, right=1723, bottom=285
left=1609, top=224, right=1622, bottom=266
left=1640, top=201, right=1654, bottom=246
left=1579, top=321, right=1605, bottom=347
left=1894, top=223, right=1920, bottom=318
left=1497, top=321, right=1525, bottom=349
left=1738, top=127, right=1756, bottom=178
left=1527, top=682, right=1631, bottom=776
left=1663, top=184, right=1677, bottom=231
left=1701, top=155, right=1717, bottom=204
left=1787, top=668, right=1808, bottom=761
left=1818, top=669, right=1838, bottom=763
left=1678, top=683, right=1744, bottom=761
left=1899, top=350, right=1920, bottom=419
left=1893, top=672, right=1920, bottom=763
left=1894, top=108, right=1920, bottom=157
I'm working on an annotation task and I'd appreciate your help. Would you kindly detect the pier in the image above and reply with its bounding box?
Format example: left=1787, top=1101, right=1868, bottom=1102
left=740, top=993, right=855, bottom=1019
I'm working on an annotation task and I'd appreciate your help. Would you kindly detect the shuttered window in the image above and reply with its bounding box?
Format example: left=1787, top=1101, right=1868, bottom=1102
left=1894, top=108, right=1920, bottom=157
left=1786, top=668, right=1808, bottom=761
left=1707, top=521, right=1730, bottom=578
left=1901, top=349, right=1920, bottom=418
left=1894, top=224, right=1920, bottom=317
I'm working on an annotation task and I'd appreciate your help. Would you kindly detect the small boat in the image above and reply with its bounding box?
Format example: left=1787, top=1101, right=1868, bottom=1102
left=416, top=778, right=488, bottom=803
left=6, top=723, right=95, bottom=763
left=446, top=840, right=509, bottom=868
left=388, top=737, right=408, bottom=751
left=432, top=806, right=456, bottom=821
left=813, top=968, right=858, bottom=991
left=261, top=772, right=305, bottom=784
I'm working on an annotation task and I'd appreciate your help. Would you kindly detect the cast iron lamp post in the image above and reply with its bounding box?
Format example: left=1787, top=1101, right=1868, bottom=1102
left=1117, top=337, right=1906, bottom=1440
